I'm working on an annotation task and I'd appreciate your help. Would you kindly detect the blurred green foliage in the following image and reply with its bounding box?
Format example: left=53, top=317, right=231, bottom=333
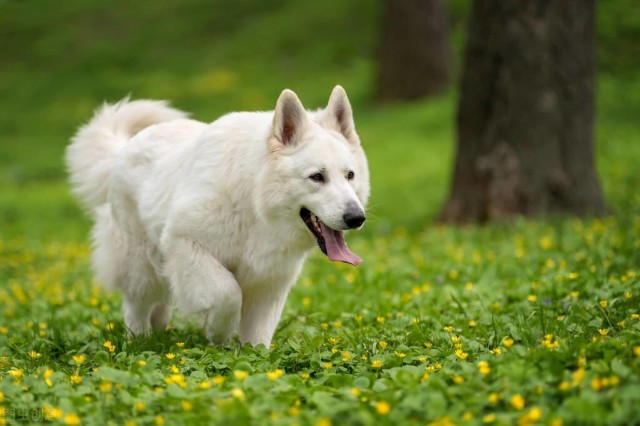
left=1, top=0, right=639, bottom=239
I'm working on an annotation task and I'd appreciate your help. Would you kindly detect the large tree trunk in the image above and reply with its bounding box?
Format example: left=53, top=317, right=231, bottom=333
left=439, top=0, right=609, bottom=224
left=376, top=0, right=451, bottom=101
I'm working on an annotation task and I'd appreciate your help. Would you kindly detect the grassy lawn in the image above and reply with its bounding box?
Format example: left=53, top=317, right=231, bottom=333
left=1, top=1, right=639, bottom=425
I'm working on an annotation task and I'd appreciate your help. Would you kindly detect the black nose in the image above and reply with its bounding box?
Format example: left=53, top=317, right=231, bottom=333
left=343, top=208, right=366, bottom=229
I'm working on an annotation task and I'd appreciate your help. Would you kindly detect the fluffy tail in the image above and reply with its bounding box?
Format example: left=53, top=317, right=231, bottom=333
left=66, top=98, right=187, bottom=214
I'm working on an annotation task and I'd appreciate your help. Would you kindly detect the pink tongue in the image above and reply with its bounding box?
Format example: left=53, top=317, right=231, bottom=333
left=319, top=222, right=363, bottom=266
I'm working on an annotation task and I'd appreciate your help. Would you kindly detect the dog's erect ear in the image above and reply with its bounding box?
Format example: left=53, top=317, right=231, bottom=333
left=323, top=85, right=356, bottom=141
left=272, top=89, right=308, bottom=147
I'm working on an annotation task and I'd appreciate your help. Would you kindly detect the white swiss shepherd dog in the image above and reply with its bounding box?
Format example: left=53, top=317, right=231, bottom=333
left=66, top=86, right=369, bottom=347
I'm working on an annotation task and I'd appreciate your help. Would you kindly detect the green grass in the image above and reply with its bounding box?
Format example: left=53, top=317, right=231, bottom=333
left=1, top=0, right=640, bottom=425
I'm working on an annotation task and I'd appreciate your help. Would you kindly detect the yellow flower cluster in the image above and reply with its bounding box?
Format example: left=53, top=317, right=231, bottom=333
left=165, top=374, right=187, bottom=388
left=266, top=369, right=284, bottom=381
left=103, top=340, right=116, bottom=353
left=541, top=334, right=560, bottom=350
left=590, top=375, right=620, bottom=391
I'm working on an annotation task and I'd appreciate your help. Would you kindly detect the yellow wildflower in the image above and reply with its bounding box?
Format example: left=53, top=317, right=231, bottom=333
left=510, top=394, right=525, bottom=410
left=375, top=401, right=391, bottom=415
left=45, top=407, right=63, bottom=420
left=572, top=367, right=585, bottom=386
left=454, top=349, right=468, bottom=360
left=521, top=407, right=542, bottom=424
left=72, top=354, right=85, bottom=365
left=483, top=413, right=496, bottom=423
left=266, top=369, right=284, bottom=380
left=165, top=374, right=187, bottom=388
left=42, top=368, right=53, bottom=387
left=103, top=340, right=116, bottom=353
left=234, top=370, right=248, bottom=380
left=371, top=360, right=383, bottom=369
left=9, top=369, right=23, bottom=379
left=64, top=413, right=81, bottom=426
left=478, top=361, right=490, bottom=375
left=316, top=418, right=332, bottom=426
left=231, top=388, right=245, bottom=401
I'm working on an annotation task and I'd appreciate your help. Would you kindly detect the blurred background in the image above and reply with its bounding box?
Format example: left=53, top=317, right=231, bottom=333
left=1, top=0, right=639, bottom=241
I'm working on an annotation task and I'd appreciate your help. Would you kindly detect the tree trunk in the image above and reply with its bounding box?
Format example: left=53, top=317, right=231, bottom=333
left=439, top=0, right=609, bottom=224
left=376, top=0, right=451, bottom=101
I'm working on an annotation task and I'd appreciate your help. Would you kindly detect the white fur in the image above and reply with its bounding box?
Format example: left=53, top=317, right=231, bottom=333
left=66, top=86, right=370, bottom=346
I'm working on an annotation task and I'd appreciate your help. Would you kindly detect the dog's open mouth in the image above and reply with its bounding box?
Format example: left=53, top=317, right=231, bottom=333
left=300, top=208, right=363, bottom=266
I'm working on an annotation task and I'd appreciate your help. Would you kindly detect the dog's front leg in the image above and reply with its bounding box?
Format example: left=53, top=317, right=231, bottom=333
left=239, top=286, right=290, bottom=347
left=162, top=236, right=242, bottom=344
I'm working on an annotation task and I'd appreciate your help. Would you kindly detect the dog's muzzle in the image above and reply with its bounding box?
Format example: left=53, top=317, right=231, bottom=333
left=343, top=204, right=365, bottom=229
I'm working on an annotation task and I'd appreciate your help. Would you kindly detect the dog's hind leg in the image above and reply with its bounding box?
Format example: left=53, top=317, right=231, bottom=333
left=150, top=303, right=172, bottom=332
left=162, top=236, right=242, bottom=345
left=93, top=205, right=169, bottom=336
left=120, top=248, right=170, bottom=336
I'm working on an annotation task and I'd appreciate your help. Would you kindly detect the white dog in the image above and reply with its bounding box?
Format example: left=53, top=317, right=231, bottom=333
left=66, top=86, right=369, bottom=346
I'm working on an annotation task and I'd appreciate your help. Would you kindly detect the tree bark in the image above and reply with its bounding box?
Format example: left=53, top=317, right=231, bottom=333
left=439, top=0, right=609, bottom=224
left=376, top=0, right=451, bottom=101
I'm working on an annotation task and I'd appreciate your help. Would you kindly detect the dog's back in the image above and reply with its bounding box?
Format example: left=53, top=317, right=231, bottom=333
left=66, top=99, right=188, bottom=214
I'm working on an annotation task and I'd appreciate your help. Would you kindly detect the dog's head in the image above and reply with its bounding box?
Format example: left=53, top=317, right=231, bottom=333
left=261, top=86, right=370, bottom=265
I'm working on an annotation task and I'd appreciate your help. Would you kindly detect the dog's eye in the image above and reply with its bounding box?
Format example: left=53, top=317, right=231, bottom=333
left=347, top=171, right=355, bottom=180
left=309, top=173, right=325, bottom=183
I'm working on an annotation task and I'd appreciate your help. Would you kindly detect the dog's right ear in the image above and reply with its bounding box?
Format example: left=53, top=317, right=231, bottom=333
left=271, top=89, right=308, bottom=148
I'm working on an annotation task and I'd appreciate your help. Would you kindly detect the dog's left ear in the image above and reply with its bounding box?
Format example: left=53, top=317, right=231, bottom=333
left=323, top=85, right=357, bottom=142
